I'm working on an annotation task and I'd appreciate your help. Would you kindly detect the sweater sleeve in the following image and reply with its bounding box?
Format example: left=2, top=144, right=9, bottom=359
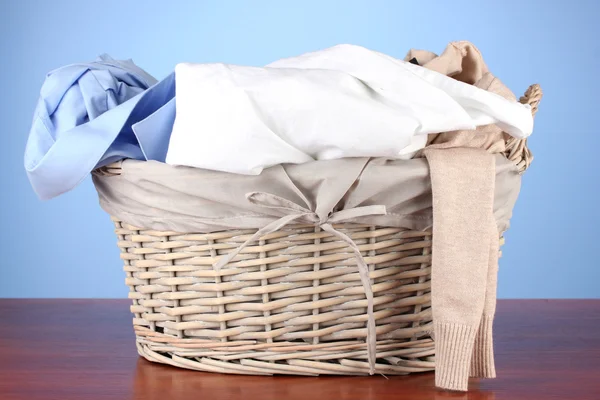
left=471, top=216, right=500, bottom=379
left=424, top=147, right=496, bottom=391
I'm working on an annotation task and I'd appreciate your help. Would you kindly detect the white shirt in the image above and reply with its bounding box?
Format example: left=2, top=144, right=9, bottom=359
left=166, top=44, right=532, bottom=175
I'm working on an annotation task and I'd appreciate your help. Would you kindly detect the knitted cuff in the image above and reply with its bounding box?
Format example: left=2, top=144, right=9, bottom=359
left=470, top=315, right=496, bottom=378
left=434, top=322, right=478, bottom=392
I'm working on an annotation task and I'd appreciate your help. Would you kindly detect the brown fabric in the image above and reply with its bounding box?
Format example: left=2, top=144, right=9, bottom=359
left=405, top=41, right=517, bottom=156
left=424, top=147, right=499, bottom=391
left=406, top=41, right=489, bottom=84
left=470, top=216, right=499, bottom=379
left=411, top=41, right=509, bottom=391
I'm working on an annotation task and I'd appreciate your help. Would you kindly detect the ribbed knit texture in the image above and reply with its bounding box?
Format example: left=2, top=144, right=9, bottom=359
left=434, top=322, right=479, bottom=391
left=470, top=315, right=496, bottom=378
left=471, top=216, right=500, bottom=378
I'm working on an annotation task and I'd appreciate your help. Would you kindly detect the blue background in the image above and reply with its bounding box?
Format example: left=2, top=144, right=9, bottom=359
left=1, top=0, right=598, bottom=298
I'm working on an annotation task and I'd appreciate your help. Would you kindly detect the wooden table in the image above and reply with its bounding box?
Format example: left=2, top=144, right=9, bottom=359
left=0, top=300, right=598, bottom=400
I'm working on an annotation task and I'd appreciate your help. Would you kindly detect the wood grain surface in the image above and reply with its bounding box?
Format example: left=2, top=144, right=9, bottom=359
left=0, top=299, right=598, bottom=400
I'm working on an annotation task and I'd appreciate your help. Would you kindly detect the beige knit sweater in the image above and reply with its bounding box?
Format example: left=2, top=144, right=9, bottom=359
left=424, top=147, right=498, bottom=391
left=405, top=41, right=516, bottom=391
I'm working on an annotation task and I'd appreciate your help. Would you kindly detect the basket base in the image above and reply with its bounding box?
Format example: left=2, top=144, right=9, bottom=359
left=134, top=336, right=435, bottom=376
left=117, top=220, right=437, bottom=376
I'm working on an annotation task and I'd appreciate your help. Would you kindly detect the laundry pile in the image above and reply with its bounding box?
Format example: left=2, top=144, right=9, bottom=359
left=25, top=42, right=531, bottom=200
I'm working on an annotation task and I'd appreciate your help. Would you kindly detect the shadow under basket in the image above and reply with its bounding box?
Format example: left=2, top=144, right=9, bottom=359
left=108, top=84, right=542, bottom=376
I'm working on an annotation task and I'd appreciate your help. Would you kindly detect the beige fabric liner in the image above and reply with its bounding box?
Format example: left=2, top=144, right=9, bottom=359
left=93, top=154, right=520, bottom=235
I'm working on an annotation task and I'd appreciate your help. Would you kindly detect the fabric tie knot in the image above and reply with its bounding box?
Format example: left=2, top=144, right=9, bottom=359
left=213, top=191, right=387, bottom=374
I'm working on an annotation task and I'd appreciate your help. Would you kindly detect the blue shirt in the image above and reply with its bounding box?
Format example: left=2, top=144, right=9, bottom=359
left=25, top=55, right=176, bottom=200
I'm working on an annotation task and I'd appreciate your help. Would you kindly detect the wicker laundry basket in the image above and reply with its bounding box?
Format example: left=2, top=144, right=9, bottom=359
left=102, top=84, right=542, bottom=376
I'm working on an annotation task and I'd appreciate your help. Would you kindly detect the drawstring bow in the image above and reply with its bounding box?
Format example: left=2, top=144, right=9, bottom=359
left=213, top=191, right=387, bottom=374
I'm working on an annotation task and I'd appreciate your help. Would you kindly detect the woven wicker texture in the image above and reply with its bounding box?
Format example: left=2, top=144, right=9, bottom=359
left=110, top=84, right=541, bottom=376
left=506, top=84, right=542, bottom=172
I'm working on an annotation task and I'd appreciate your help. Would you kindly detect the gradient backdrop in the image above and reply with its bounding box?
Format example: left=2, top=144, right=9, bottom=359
left=1, top=0, right=598, bottom=298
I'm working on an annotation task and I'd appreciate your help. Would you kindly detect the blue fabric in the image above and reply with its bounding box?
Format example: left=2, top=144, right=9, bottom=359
left=25, top=55, right=176, bottom=200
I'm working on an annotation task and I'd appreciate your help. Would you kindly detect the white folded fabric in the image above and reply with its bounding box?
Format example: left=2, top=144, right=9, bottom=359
left=269, top=44, right=533, bottom=139
left=166, top=45, right=533, bottom=175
